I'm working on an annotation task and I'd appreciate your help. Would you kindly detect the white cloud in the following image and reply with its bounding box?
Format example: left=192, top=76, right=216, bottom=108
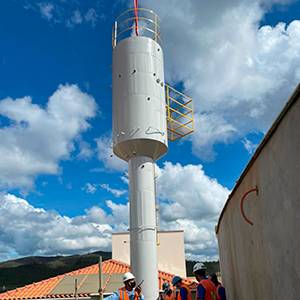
left=157, top=162, right=229, bottom=221
left=0, top=193, right=128, bottom=260
left=156, top=162, right=230, bottom=260
left=192, top=113, right=237, bottom=161
left=100, top=183, right=126, bottom=197
left=139, top=0, right=300, bottom=160
left=0, top=161, right=229, bottom=261
left=242, top=138, right=258, bottom=154
left=120, top=172, right=129, bottom=185
left=82, top=183, right=98, bottom=194
left=66, top=9, right=83, bottom=28
left=22, top=1, right=102, bottom=28
left=38, top=2, right=54, bottom=20
left=95, top=135, right=127, bottom=172
left=82, top=182, right=127, bottom=198
left=0, top=84, right=97, bottom=190
left=84, top=8, right=99, bottom=27
left=72, top=10, right=83, bottom=24
left=77, top=140, right=94, bottom=160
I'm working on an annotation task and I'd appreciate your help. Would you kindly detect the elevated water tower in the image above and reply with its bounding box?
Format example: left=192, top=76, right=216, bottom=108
left=112, top=3, right=194, bottom=300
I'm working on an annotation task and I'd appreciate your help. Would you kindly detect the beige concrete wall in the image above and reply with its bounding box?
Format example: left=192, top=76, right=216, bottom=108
left=217, top=89, right=300, bottom=299
left=112, top=231, right=186, bottom=277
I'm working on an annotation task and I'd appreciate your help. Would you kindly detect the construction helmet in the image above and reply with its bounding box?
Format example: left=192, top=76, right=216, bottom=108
left=172, top=276, right=182, bottom=286
left=162, top=282, right=170, bottom=290
left=193, top=262, right=206, bottom=273
left=123, top=272, right=135, bottom=283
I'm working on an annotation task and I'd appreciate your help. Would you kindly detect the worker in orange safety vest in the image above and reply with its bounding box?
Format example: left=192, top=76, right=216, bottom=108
left=193, top=263, right=217, bottom=300
left=209, top=273, right=226, bottom=300
left=172, top=276, right=192, bottom=300
left=105, top=272, right=144, bottom=300
left=161, top=282, right=174, bottom=300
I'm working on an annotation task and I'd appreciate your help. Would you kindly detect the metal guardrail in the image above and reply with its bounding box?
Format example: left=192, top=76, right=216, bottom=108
left=112, top=8, right=161, bottom=48
left=165, top=84, right=194, bottom=141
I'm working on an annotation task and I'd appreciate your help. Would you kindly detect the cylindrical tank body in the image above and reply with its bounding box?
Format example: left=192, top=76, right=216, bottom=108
left=112, top=33, right=167, bottom=300
left=112, top=36, right=168, bottom=161
left=128, top=156, right=158, bottom=300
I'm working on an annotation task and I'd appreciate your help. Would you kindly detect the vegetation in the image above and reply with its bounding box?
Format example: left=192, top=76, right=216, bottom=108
left=186, top=260, right=220, bottom=277
left=0, top=251, right=111, bottom=292
left=0, top=252, right=220, bottom=293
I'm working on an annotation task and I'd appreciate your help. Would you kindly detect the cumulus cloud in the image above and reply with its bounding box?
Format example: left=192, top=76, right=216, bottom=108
left=0, top=161, right=228, bottom=261
left=0, top=84, right=97, bottom=190
left=89, top=159, right=229, bottom=260
left=192, top=113, right=237, bottom=160
left=156, top=162, right=230, bottom=260
left=157, top=162, right=230, bottom=221
left=95, top=135, right=127, bottom=172
left=0, top=193, right=128, bottom=260
left=138, top=0, right=300, bottom=159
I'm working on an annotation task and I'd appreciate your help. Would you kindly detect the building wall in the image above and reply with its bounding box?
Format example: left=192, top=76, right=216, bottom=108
left=112, top=231, right=186, bottom=277
left=217, top=88, right=300, bottom=300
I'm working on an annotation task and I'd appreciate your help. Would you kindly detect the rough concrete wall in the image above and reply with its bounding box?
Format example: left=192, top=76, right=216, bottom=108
left=217, top=93, right=300, bottom=300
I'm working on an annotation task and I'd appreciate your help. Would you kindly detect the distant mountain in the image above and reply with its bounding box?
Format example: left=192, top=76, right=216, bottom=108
left=0, top=252, right=220, bottom=293
left=0, top=251, right=112, bottom=292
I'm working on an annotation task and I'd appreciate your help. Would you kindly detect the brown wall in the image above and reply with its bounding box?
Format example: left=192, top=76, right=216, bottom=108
left=217, top=88, right=300, bottom=299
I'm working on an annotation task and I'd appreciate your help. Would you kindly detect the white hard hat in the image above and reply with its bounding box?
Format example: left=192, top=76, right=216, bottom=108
left=193, top=262, right=206, bottom=273
left=123, top=272, right=135, bottom=282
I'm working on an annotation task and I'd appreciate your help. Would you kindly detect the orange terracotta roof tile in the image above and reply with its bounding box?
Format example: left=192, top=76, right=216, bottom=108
left=0, top=259, right=195, bottom=300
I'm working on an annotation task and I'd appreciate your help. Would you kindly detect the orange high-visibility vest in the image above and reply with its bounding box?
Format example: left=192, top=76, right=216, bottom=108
left=164, top=290, right=175, bottom=300
left=119, top=287, right=140, bottom=300
left=198, top=280, right=217, bottom=300
left=177, top=283, right=192, bottom=300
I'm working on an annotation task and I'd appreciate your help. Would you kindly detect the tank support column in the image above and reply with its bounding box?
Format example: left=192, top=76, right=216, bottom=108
left=128, top=156, right=159, bottom=300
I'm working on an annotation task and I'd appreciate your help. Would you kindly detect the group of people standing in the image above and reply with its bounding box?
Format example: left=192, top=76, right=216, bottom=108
left=105, top=263, right=226, bottom=300
left=163, top=263, right=226, bottom=300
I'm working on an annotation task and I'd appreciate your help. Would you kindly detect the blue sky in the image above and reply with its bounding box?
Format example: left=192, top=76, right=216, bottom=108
left=0, top=0, right=299, bottom=261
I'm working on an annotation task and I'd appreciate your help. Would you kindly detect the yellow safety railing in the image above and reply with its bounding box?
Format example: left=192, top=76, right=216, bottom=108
left=165, top=84, right=194, bottom=141
left=112, top=8, right=161, bottom=48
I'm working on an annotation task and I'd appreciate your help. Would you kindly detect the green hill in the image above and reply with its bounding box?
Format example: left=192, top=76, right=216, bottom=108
left=0, top=251, right=112, bottom=292
left=0, top=252, right=219, bottom=293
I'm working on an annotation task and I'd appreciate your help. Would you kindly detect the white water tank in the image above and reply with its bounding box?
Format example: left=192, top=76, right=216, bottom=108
left=112, top=36, right=168, bottom=161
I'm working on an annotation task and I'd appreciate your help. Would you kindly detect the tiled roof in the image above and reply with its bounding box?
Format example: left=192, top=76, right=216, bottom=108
left=0, top=259, right=194, bottom=300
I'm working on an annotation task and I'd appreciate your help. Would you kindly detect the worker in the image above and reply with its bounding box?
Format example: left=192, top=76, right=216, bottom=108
left=161, top=282, right=174, bottom=300
left=104, top=272, right=144, bottom=300
left=193, top=263, right=217, bottom=300
left=172, top=276, right=192, bottom=300
left=209, top=273, right=226, bottom=300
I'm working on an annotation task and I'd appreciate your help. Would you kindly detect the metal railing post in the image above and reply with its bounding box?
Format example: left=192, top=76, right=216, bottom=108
left=98, top=256, right=103, bottom=300
left=114, top=9, right=160, bottom=46
left=74, top=278, right=78, bottom=300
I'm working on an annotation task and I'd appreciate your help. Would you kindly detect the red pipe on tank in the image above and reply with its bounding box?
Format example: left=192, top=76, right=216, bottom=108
left=240, top=186, right=258, bottom=226
left=134, top=0, right=139, bottom=36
